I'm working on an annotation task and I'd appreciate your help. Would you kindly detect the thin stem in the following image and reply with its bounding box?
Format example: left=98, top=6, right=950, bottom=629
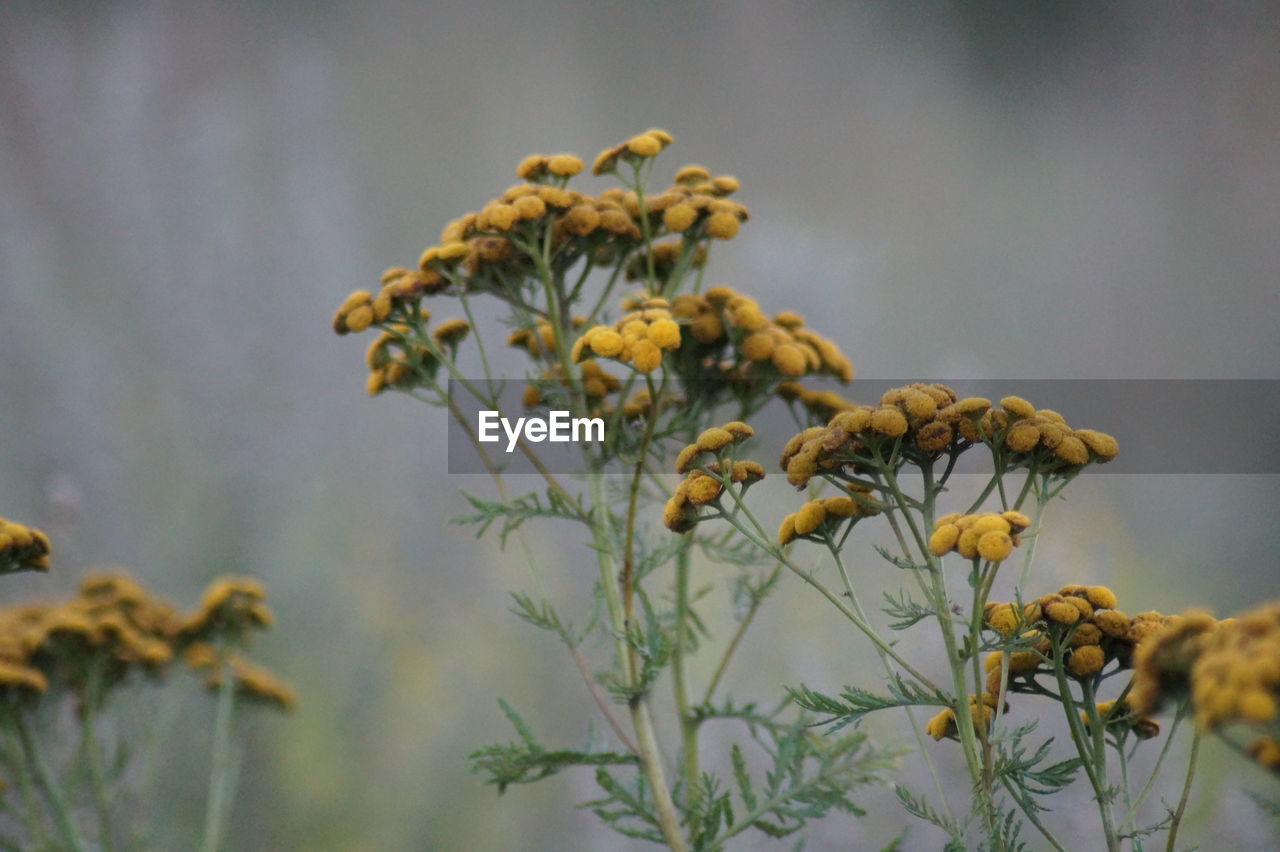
left=1165, top=728, right=1201, bottom=852
left=829, top=543, right=955, bottom=825
left=701, top=565, right=780, bottom=705
left=13, top=711, right=86, bottom=852
left=2, top=716, right=52, bottom=851
left=567, top=644, right=638, bottom=754
left=199, top=649, right=238, bottom=852
left=1129, top=706, right=1186, bottom=822
left=81, top=659, right=115, bottom=852
left=672, top=543, right=699, bottom=803
left=1051, top=644, right=1119, bottom=852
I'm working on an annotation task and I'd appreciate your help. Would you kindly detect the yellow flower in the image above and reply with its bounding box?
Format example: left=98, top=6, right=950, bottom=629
left=547, top=153, right=584, bottom=176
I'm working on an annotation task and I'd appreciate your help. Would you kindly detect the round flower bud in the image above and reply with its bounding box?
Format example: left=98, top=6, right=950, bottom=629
left=1044, top=600, right=1081, bottom=625
left=705, top=212, right=739, bottom=239
left=868, top=407, right=908, bottom=437
left=778, top=515, right=798, bottom=545
left=793, top=501, right=827, bottom=536
left=696, top=428, right=735, bottom=452
left=915, top=421, right=952, bottom=452
left=929, top=524, right=961, bottom=556
left=662, top=203, right=698, bottom=232
left=740, top=332, right=775, bottom=361
left=685, top=475, right=723, bottom=506
left=1075, top=429, right=1119, bottom=461
left=1005, top=423, right=1040, bottom=452
left=1055, top=435, right=1090, bottom=465
left=1085, top=586, right=1118, bottom=610
left=626, top=134, right=662, bottom=156
left=1093, top=609, right=1130, bottom=639
left=588, top=328, right=624, bottom=358
left=630, top=340, right=662, bottom=372
left=977, top=531, right=1014, bottom=562
left=1067, top=645, right=1105, bottom=678
left=646, top=318, right=682, bottom=349
left=771, top=345, right=807, bottom=377
left=345, top=305, right=374, bottom=333
left=1000, top=396, right=1036, bottom=419
left=547, top=153, right=584, bottom=176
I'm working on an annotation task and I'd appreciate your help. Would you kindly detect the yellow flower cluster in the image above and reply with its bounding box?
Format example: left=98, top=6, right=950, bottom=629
left=1189, top=602, right=1280, bottom=733
left=0, top=570, right=293, bottom=710
left=777, top=384, right=977, bottom=488
left=983, top=585, right=1139, bottom=692
left=508, top=316, right=586, bottom=361
left=3, top=573, right=180, bottom=692
left=572, top=297, right=683, bottom=373
left=663, top=461, right=765, bottom=534
left=1080, top=699, right=1161, bottom=740
left=669, top=290, right=853, bottom=386
left=625, top=239, right=707, bottom=285
left=776, top=382, right=857, bottom=422
left=928, top=511, right=1032, bottom=563
left=925, top=693, right=1003, bottom=741
left=776, top=485, right=881, bottom=546
left=0, top=516, right=51, bottom=574
left=523, top=359, right=622, bottom=417
left=1128, top=600, right=1280, bottom=770
left=674, top=422, right=755, bottom=474
left=979, top=396, right=1119, bottom=470
left=663, top=424, right=761, bottom=533
left=177, top=576, right=274, bottom=644
left=592, top=128, right=674, bottom=176
left=361, top=312, right=469, bottom=396
left=186, top=644, right=297, bottom=712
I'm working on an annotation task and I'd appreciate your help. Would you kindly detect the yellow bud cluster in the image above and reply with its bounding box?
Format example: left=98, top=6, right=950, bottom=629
left=0, top=570, right=285, bottom=707
left=1125, top=599, right=1280, bottom=773
left=507, top=316, right=587, bottom=361
left=963, top=395, right=1118, bottom=471
left=189, top=647, right=297, bottom=712
left=1187, top=601, right=1280, bottom=732
left=592, top=128, right=674, bottom=175
left=1081, top=699, right=1160, bottom=740
left=928, top=511, right=1030, bottom=562
left=178, top=576, right=274, bottom=643
left=666, top=287, right=853, bottom=398
left=776, top=385, right=968, bottom=488
left=361, top=314, right=446, bottom=396
left=673, top=422, right=756, bottom=474
left=572, top=298, right=683, bottom=374
left=662, top=459, right=765, bottom=534
left=522, top=360, right=622, bottom=418
left=925, top=693, right=1003, bottom=742
left=984, top=584, right=1139, bottom=695
left=0, top=517, right=51, bottom=574
left=776, top=485, right=881, bottom=546
left=625, top=239, right=708, bottom=284
left=514, top=152, right=585, bottom=182
left=776, top=383, right=857, bottom=422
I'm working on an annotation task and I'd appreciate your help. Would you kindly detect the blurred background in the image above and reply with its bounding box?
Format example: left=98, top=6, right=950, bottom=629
left=1, top=1, right=1277, bottom=848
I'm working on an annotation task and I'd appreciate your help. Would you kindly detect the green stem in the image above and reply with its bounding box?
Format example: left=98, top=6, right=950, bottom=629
left=672, top=543, right=699, bottom=804
left=1165, top=728, right=1201, bottom=852
left=199, top=649, right=238, bottom=852
left=81, top=659, right=115, bottom=852
left=2, top=715, right=52, bottom=851
left=1052, top=645, right=1119, bottom=852
left=13, top=711, right=86, bottom=852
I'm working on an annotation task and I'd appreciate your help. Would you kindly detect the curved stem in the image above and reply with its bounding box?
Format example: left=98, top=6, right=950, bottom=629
left=1165, top=728, right=1201, bottom=852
